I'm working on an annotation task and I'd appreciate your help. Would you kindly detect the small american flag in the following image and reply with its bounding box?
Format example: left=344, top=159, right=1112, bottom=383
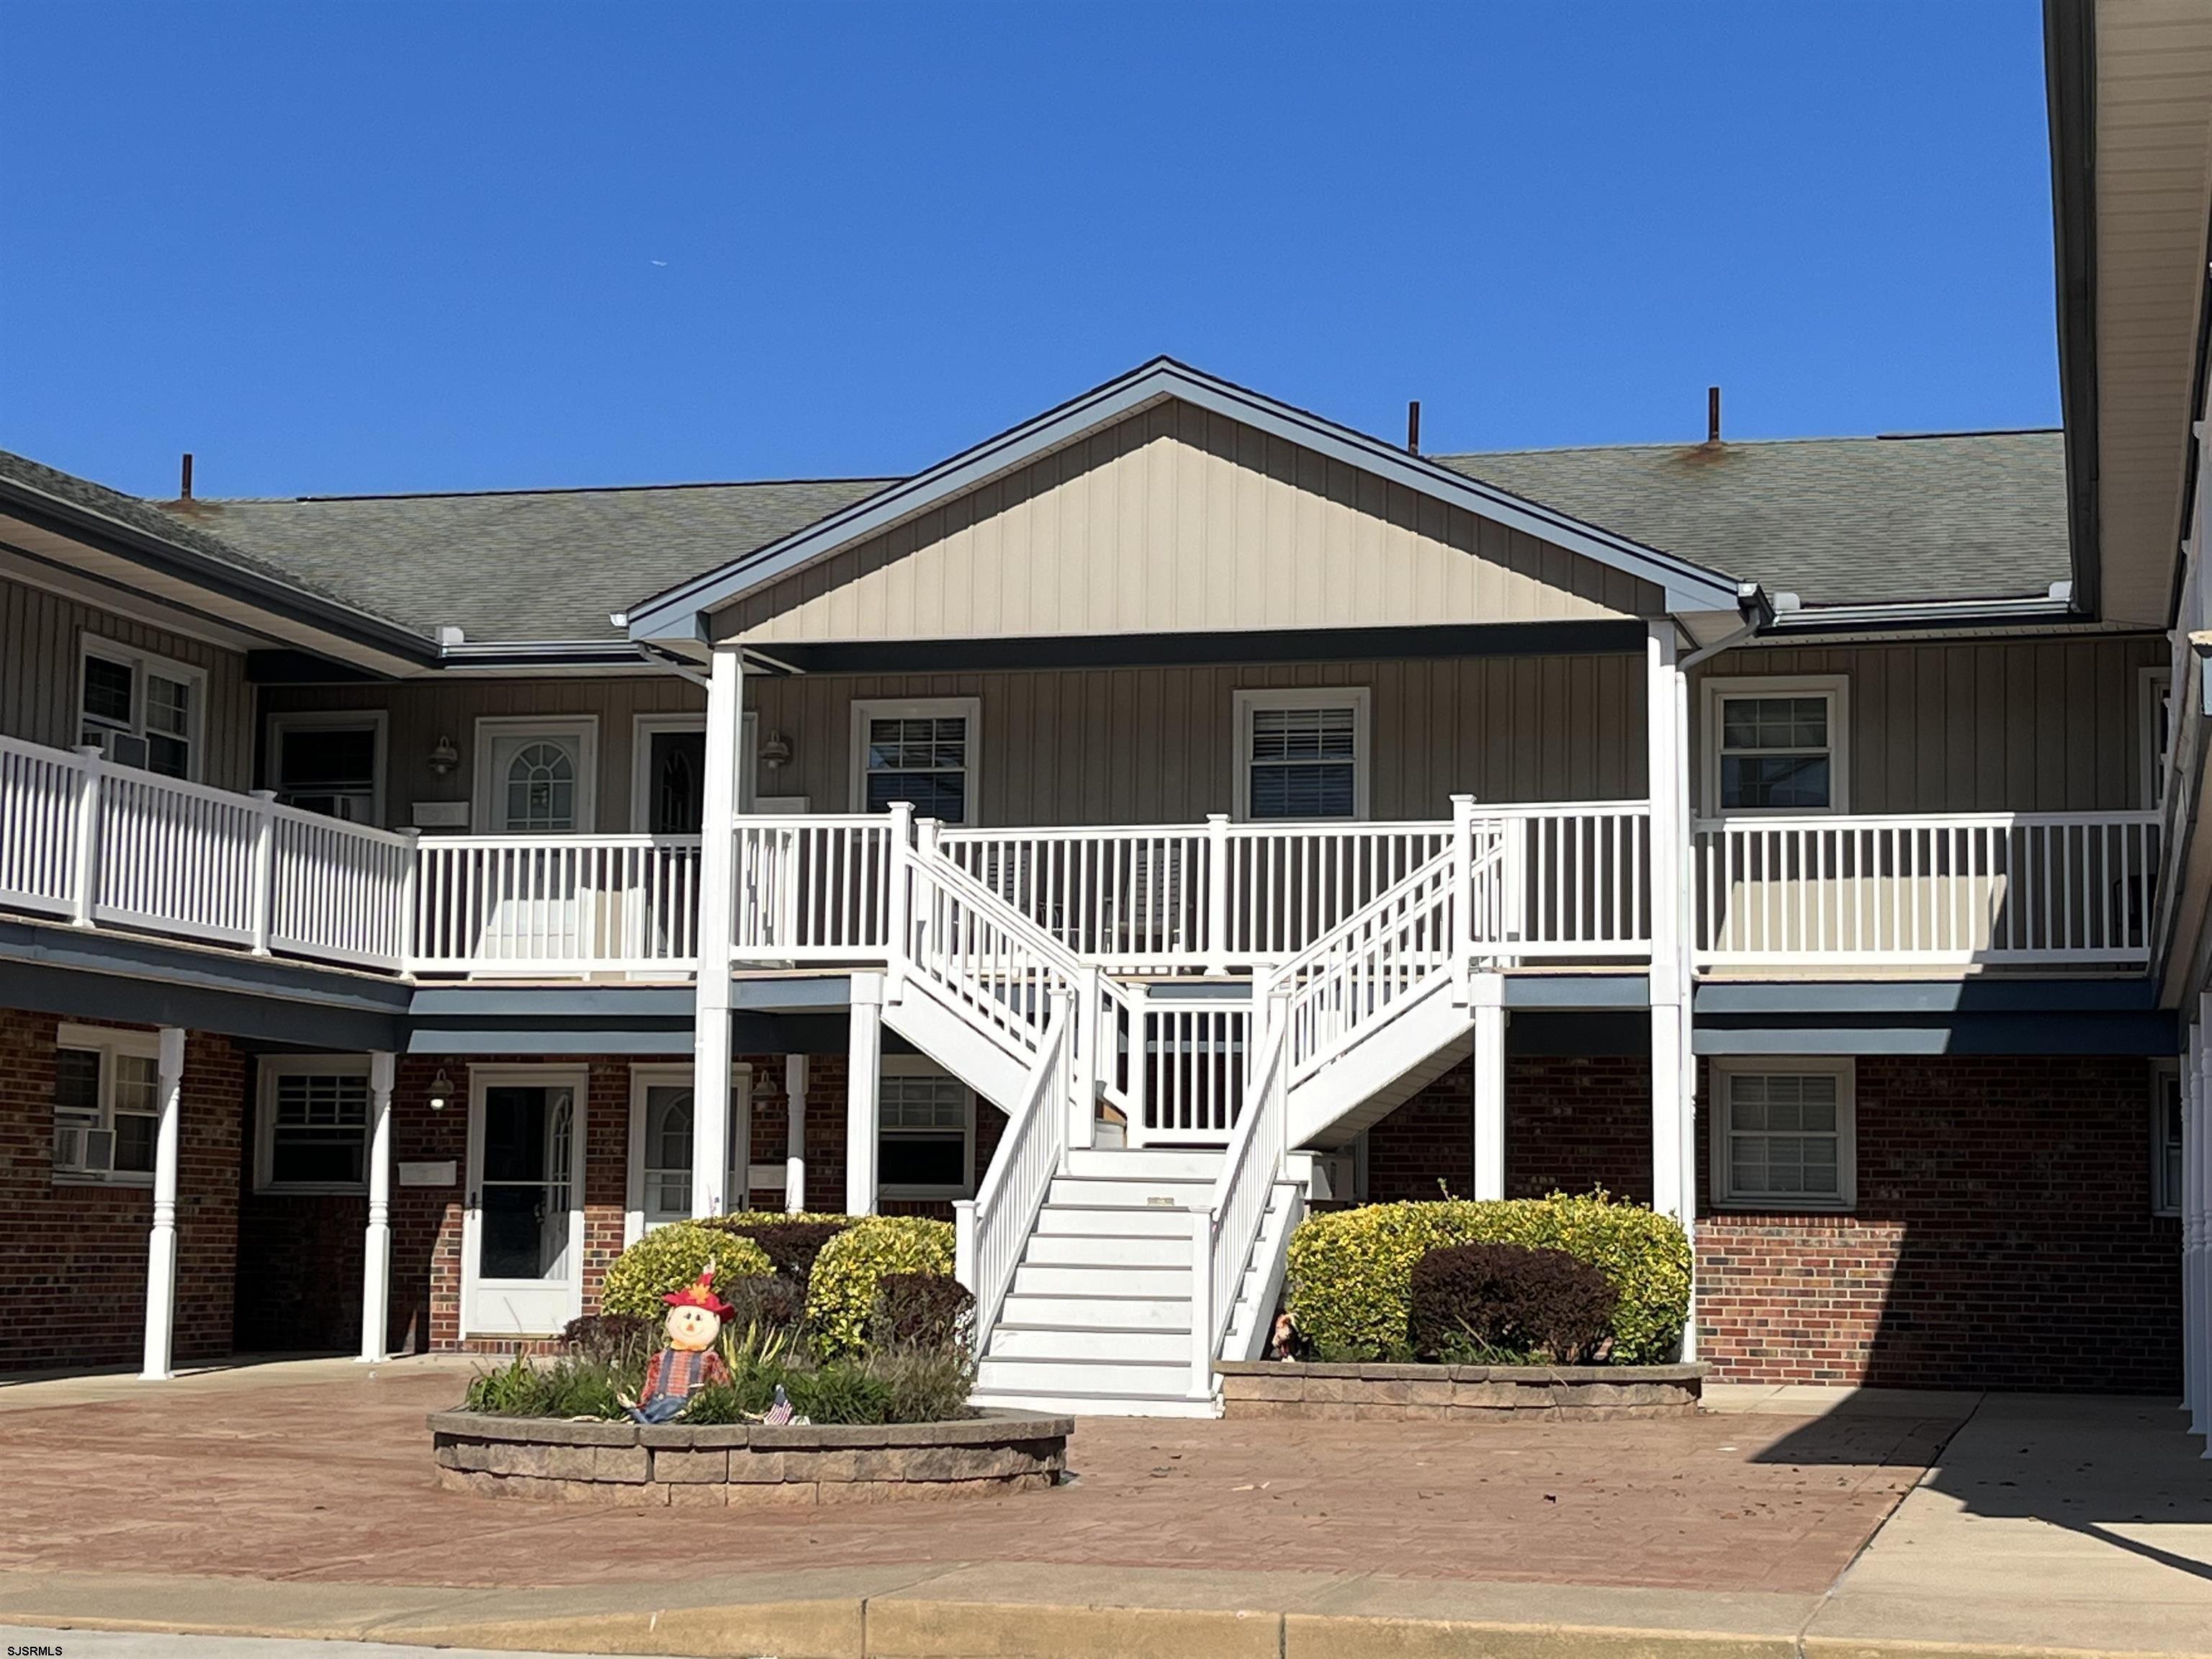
left=761, top=1384, right=795, bottom=1426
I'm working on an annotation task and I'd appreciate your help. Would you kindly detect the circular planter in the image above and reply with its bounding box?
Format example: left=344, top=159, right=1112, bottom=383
left=428, top=1409, right=1072, bottom=1506
left=1215, top=1360, right=1705, bottom=1421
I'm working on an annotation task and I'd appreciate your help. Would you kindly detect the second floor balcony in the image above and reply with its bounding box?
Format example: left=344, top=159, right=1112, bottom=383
left=0, top=732, right=2164, bottom=985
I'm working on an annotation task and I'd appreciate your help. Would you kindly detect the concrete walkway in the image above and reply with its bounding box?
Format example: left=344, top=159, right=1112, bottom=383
left=0, top=1359, right=2205, bottom=1657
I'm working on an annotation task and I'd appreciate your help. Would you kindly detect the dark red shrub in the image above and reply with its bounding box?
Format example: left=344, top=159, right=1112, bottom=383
left=1408, top=1242, right=1618, bottom=1363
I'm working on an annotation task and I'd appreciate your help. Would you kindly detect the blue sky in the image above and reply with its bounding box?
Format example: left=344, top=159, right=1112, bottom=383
left=1, top=1, right=2056, bottom=500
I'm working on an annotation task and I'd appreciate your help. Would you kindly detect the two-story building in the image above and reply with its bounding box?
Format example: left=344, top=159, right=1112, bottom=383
left=0, top=340, right=2182, bottom=1411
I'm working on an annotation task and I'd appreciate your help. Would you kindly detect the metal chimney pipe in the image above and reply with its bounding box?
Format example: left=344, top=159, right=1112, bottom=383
left=1707, top=387, right=1721, bottom=445
left=1407, top=400, right=1421, bottom=456
left=179, top=453, right=194, bottom=500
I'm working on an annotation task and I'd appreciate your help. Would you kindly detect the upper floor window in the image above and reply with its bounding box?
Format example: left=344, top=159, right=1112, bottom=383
left=269, top=714, right=383, bottom=824
left=255, top=1058, right=371, bottom=1192
left=51, top=1024, right=161, bottom=1184
left=80, top=639, right=202, bottom=781
left=1233, top=687, right=1370, bottom=822
left=852, top=698, right=979, bottom=824
left=2142, top=667, right=2173, bottom=809
left=1702, top=676, right=1848, bottom=814
left=1709, top=1058, right=1856, bottom=1211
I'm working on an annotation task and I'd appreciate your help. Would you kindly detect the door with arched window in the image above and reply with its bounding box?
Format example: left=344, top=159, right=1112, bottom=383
left=471, top=719, right=599, bottom=966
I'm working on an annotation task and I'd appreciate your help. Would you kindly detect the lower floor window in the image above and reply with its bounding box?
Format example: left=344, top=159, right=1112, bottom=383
left=2154, top=1059, right=2182, bottom=1218
left=258, top=1060, right=372, bottom=1191
left=1711, top=1058, right=1856, bottom=1210
left=880, top=1062, right=972, bottom=1198
left=51, top=1026, right=160, bottom=1183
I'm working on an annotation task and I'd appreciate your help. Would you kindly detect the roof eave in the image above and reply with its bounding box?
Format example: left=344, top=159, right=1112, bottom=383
left=622, top=358, right=1744, bottom=643
left=2046, top=0, right=2102, bottom=621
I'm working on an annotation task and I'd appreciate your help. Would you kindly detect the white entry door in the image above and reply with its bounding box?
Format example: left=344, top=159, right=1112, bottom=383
left=462, top=1070, right=588, bottom=1336
left=472, top=719, right=598, bottom=967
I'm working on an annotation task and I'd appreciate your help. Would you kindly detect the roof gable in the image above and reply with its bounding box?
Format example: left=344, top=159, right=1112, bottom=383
left=624, top=359, right=1746, bottom=644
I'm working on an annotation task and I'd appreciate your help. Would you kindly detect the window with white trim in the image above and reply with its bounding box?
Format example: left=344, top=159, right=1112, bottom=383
left=1233, top=687, right=1370, bottom=822
left=51, top=1025, right=161, bottom=1184
left=255, top=1058, right=371, bottom=1192
left=2142, top=667, right=2173, bottom=809
left=852, top=698, right=979, bottom=824
left=1704, top=677, right=1848, bottom=814
left=80, top=639, right=203, bottom=781
left=1710, top=1058, right=1856, bottom=1210
left=879, top=1059, right=973, bottom=1199
left=269, top=715, right=383, bottom=824
left=2153, top=1058, right=2182, bottom=1218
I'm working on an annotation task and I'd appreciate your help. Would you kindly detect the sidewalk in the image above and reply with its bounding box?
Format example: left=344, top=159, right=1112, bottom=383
left=0, top=1359, right=2205, bottom=1657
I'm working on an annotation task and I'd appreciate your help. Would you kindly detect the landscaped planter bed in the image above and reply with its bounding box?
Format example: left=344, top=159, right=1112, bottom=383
left=1215, top=1360, right=1704, bottom=1421
left=428, top=1409, right=1072, bottom=1505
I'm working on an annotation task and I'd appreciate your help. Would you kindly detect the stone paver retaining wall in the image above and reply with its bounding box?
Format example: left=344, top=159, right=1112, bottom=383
left=428, top=1409, right=1071, bottom=1505
left=1216, top=1361, right=1703, bottom=1420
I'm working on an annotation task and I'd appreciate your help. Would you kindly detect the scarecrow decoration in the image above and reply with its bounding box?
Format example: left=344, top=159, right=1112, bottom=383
left=621, top=1262, right=735, bottom=1424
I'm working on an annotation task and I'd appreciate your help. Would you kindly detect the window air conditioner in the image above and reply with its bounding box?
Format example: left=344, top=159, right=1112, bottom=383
left=53, top=1125, right=115, bottom=1175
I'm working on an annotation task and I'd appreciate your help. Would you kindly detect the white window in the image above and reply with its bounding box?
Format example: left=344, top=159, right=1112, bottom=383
left=624, top=1064, right=753, bottom=1242
left=1710, top=1058, right=1856, bottom=1210
left=255, top=1057, right=372, bottom=1192
left=2142, top=667, right=2173, bottom=809
left=879, top=1056, right=974, bottom=1199
left=79, top=638, right=204, bottom=781
left=269, top=713, right=385, bottom=824
left=851, top=698, right=980, bottom=824
left=1233, top=686, right=1371, bottom=822
left=50, top=1024, right=162, bottom=1185
left=472, top=716, right=598, bottom=835
left=2153, top=1058, right=2182, bottom=1218
left=1702, top=676, right=1849, bottom=814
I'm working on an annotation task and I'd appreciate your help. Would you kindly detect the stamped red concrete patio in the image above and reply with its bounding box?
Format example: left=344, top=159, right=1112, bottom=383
left=0, top=1357, right=1949, bottom=1596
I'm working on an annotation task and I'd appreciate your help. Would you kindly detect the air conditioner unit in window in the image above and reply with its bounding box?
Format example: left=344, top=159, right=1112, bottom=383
left=53, top=1125, right=115, bottom=1175
left=91, top=729, right=148, bottom=769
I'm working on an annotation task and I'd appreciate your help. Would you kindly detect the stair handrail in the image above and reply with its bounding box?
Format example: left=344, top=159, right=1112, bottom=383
left=1192, top=995, right=1292, bottom=1396
left=953, top=994, right=1073, bottom=1343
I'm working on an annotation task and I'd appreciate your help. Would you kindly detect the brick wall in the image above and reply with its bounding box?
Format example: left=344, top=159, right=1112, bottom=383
left=0, top=1009, right=245, bottom=1372
left=1362, top=1048, right=2180, bottom=1393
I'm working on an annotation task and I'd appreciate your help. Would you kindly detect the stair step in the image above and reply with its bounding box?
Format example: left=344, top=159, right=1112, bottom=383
left=1012, top=1262, right=1190, bottom=1298
left=1032, top=1204, right=1196, bottom=1238
left=975, top=1354, right=1195, bottom=1397
left=967, top=1388, right=1220, bottom=1419
left=1024, top=1233, right=1190, bottom=1267
left=1048, top=1175, right=1214, bottom=1208
left=986, top=1326, right=1191, bottom=1362
left=1064, top=1148, right=1226, bottom=1180
left=998, top=1292, right=1192, bottom=1328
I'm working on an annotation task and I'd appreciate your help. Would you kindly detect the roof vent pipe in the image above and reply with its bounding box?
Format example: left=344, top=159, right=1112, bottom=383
left=1407, top=400, right=1421, bottom=456
left=1707, top=387, right=1721, bottom=445
left=179, top=453, right=193, bottom=500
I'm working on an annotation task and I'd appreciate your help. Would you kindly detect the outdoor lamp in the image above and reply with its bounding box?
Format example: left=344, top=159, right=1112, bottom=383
left=761, top=731, right=793, bottom=773
left=428, top=1068, right=452, bottom=1111
left=427, top=736, right=459, bottom=777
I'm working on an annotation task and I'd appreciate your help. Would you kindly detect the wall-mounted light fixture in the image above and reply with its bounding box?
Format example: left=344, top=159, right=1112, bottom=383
left=427, top=736, right=459, bottom=778
left=428, top=1068, right=453, bottom=1111
left=760, top=732, right=793, bottom=774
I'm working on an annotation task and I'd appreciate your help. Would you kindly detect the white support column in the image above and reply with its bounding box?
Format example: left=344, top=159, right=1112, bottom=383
left=1470, top=988, right=1506, bottom=1202
left=784, top=1053, right=809, bottom=1215
left=140, top=1025, right=185, bottom=1381
left=1674, top=660, right=1700, bottom=1363
left=847, top=971, right=884, bottom=1215
left=2195, top=1004, right=2212, bottom=1439
left=2186, top=1021, right=2203, bottom=1436
left=359, top=1051, right=395, bottom=1363
left=690, top=644, right=744, bottom=1218
left=1646, top=622, right=1688, bottom=1223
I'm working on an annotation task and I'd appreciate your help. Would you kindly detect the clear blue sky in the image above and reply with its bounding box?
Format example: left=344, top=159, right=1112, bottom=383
left=1, top=1, right=2056, bottom=500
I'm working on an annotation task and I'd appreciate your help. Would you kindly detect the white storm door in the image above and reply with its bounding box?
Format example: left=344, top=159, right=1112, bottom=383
left=472, top=719, right=597, bottom=967
left=462, top=1071, right=588, bottom=1336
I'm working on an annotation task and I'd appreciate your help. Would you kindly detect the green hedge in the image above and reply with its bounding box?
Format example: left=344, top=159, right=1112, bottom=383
left=806, top=1215, right=957, bottom=1359
left=598, top=1220, right=773, bottom=1318
left=1283, top=1192, right=1690, bottom=1363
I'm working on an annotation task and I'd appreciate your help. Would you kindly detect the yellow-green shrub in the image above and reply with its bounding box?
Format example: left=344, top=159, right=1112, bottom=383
left=598, top=1221, right=773, bottom=1318
left=1284, top=1192, right=1690, bottom=1363
left=806, top=1215, right=956, bottom=1358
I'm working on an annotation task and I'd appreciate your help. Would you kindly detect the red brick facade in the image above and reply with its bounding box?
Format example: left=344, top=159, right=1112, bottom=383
left=0, top=1009, right=244, bottom=1371
left=1365, top=1049, right=2180, bottom=1393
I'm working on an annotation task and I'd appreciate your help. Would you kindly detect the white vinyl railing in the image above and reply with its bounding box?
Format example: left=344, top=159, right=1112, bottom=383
left=1279, top=847, right=1468, bottom=1084
left=0, top=736, right=416, bottom=971
left=1195, top=1005, right=1292, bottom=1399
left=410, top=836, right=701, bottom=974
left=1220, top=822, right=1451, bottom=965
left=943, top=824, right=1210, bottom=970
left=1130, top=993, right=1252, bottom=1146
left=1489, top=802, right=1652, bottom=957
left=732, top=816, right=897, bottom=960
left=953, top=999, right=1072, bottom=1344
left=1693, top=811, right=2164, bottom=966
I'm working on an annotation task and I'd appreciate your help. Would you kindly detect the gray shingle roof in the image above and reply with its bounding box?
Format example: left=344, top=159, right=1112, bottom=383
left=192, top=478, right=893, bottom=643
left=1434, top=430, right=2069, bottom=608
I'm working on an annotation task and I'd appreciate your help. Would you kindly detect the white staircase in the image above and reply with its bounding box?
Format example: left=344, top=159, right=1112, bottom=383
left=865, top=802, right=1509, bottom=1416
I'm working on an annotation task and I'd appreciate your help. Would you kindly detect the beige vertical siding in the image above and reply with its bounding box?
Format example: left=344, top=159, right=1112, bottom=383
left=258, top=675, right=707, bottom=832
left=747, top=656, right=1648, bottom=825
left=0, top=574, right=255, bottom=790
left=1691, top=634, right=2170, bottom=815
left=721, top=401, right=1665, bottom=644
